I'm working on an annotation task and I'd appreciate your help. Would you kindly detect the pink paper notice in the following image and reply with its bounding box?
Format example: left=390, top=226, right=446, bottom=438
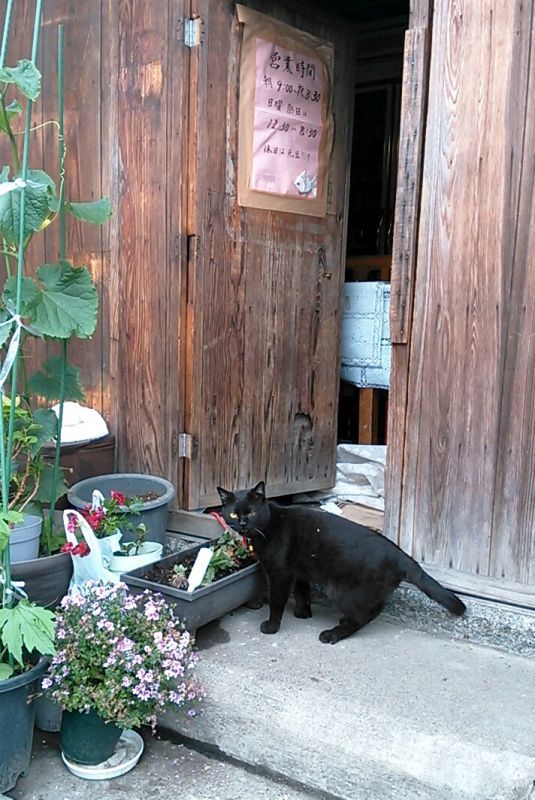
left=251, top=37, right=324, bottom=198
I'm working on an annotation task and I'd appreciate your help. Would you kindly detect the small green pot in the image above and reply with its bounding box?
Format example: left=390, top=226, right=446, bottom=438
left=60, top=708, right=122, bottom=765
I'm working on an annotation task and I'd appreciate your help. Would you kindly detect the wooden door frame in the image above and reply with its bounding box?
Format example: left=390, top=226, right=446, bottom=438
left=384, top=0, right=433, bottom=548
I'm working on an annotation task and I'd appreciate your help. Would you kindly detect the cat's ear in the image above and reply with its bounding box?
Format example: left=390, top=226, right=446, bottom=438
left=250, top=480, right=266, bottom=500
left=217, top=487, right=234, bottom=506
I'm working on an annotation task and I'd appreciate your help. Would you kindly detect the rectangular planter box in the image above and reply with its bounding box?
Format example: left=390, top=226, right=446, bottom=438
left=122, top=543, right=266, bottom=631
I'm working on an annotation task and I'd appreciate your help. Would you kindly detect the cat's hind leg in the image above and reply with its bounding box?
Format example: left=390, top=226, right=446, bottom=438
left=320, top=593, right=384, bottom=644
left=293, top=579, right=312, bottom=619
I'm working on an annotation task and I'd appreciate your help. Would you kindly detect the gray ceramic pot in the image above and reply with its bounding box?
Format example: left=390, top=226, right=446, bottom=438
left=123, top=544, right=265, bottom=631
left=67, top=473, right=176, bottom=546
left=11, top=551, right=73, bottom=609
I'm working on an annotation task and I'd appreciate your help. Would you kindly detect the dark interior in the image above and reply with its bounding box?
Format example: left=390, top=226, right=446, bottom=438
left=330, top=1, right=409, bottom=445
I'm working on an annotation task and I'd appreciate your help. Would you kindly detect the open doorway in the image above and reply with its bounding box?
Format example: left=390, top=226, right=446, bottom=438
left=337, top=11, right=408, bottom=448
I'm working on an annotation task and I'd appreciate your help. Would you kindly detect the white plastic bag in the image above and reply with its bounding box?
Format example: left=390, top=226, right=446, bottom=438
left=63, top=509, right=122, bottom=592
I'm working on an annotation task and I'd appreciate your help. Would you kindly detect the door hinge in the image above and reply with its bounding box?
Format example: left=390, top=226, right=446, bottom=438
left=178, top=433, right=193, bottom=458
left=184, top=17, right=202, bottom=48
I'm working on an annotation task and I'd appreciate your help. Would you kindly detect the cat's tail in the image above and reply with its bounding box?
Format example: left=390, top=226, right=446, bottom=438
left=402, top=557, right=466, bottom=616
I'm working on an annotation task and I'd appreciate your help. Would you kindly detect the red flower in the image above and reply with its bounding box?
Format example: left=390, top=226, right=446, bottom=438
left=111, top=490, right=127, bottom=505
left=60, top=541, right=90, bottom=557
left=82, top=507, right=105, bottom=531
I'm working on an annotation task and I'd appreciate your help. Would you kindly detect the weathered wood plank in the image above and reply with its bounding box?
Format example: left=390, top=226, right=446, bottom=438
left=490, top=0, right=535, bottom=585
left=421, top=563, right=535, bottom=610
left=114, top=0, right=170, bottom=475
left=401, top=1, right=520, bottom=574
left=41, top=0, right=105, bottom=414
left=358, top=388, right=379, bottom=445
left=384, top=17, right=431, bottom=545
left=389, top=27, right=430, bottom=344
left=166, top=0, right=190, bottom=507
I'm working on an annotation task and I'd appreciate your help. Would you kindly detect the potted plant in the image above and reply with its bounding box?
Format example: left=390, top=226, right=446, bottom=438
left=123, top=527, right=265, bottom=631
left=0, top=8, right=112, bottom=789
left=63, top=489, right=163, bottom=577
left=0, top=17, right=112, bottom=608
left=2, top=396, right=59, bottom=562
left=44, top=581, right=203, bottom=771
left=68, top=473, right=176, bottom=547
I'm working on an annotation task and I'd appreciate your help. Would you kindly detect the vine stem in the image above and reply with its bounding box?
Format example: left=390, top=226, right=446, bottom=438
left=3, top=0, right=44, bottom=610
left=45, top=24, right=66, bottom=551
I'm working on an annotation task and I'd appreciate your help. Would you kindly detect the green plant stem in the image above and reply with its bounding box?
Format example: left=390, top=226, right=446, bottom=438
left=43, top=25, right=66, bottom=555
left=46, top=339, right=67, bottom=553
left=3, top=0, right=44, bottom=615
left=0, top=0, right=14, bottom=614
left=58, top=26, right=65, bottom=260
left=3, top=251, right=11, bottom=279
left=0, top=94, right=20, bottom=173
left=0, top=0, right=14, bottom=68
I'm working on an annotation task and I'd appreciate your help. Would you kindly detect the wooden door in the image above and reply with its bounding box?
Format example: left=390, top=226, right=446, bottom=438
left=181, top=1, right=354, bottom=508
left=387, top=0, right=535, bottom=606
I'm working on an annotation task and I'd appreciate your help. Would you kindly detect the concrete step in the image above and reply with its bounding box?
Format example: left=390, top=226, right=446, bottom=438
left=11, top=732, right=316, bottom=800
left=164, top=602, right=535, bottom=800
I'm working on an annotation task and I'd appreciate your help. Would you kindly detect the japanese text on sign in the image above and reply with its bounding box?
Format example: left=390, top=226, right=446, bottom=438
left=252, top=37, right=324, bottom=198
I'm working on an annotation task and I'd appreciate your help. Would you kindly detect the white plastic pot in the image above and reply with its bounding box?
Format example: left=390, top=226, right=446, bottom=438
left=108, top=542, right=163, bottom=575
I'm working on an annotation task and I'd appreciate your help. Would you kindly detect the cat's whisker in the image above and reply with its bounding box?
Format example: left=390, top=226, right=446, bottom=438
left=252, top=527, right=268, bottom=541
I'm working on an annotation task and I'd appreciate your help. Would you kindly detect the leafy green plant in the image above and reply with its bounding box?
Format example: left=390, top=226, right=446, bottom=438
left=172, top=530, right=254, bottom=589
left=0, top=28, right=111, bottom=556
left=0, top=5, right=109, bottom=681
left=0, top=599, right=54, bottom=680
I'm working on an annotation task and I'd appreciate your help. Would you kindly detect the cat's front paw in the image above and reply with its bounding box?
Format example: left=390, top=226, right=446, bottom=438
left=261, top=620, right=280, bottom=635
left=294, top=605, right=312, bottom=619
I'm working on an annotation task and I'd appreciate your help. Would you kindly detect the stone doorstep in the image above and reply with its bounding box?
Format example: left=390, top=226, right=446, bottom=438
left=162, top=603, right=535, bottom=800
left=385, top=585, right=535, bottom=658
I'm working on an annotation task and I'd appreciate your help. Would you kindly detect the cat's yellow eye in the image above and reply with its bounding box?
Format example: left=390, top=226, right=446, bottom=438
left=229, top=512, right=238, bottom=520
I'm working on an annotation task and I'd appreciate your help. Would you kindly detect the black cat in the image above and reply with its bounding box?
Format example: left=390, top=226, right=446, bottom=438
left=217, top=481, right=466, bottom=644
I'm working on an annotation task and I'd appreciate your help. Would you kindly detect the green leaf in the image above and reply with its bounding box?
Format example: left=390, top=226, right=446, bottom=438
left=0, top=60, right=42, bottom=101
left=3, top=275, right=39, bottom=316
left=36, top=463, right=68, bottom=504
left=30, top=407, right=58, bottom=453
left=66, top=197, right=112, bottom=225
left=0, top=602, right=55, bottom=666
left=0, top=308, right=12, bottom=347
left=0, top=518, right=9, bottom=555
left=0, top=510, right=22, bottom=554
left=0, top=662, right=14, bottom=680
left=0, top=168, right=57, bottom=245
left=0, top=99, right=23, bottom=134
left=29, top=261, right=98, bottom=339
left=28, top=357, right=85, bottom=401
